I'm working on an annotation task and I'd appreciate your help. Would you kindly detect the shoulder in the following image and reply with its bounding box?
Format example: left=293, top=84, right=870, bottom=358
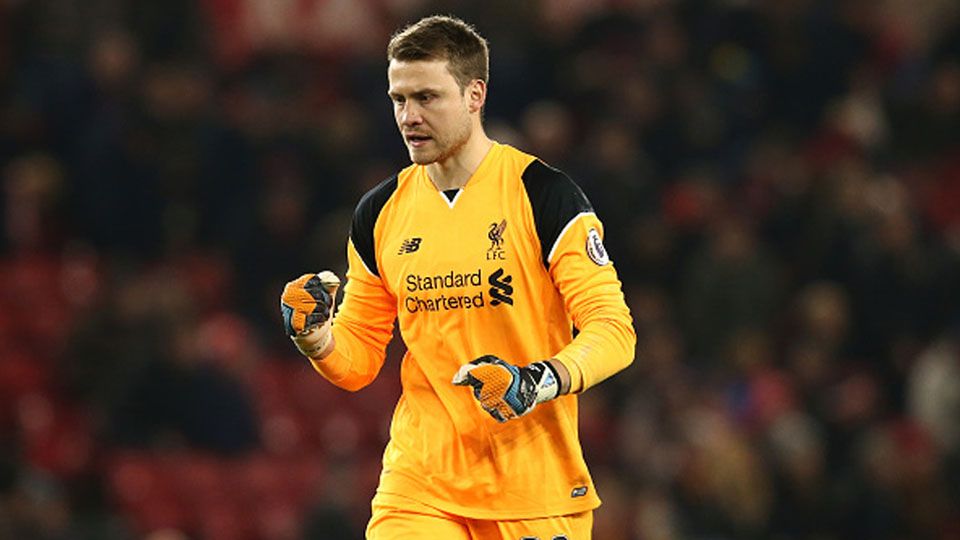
left=517, top=158, right=595, bottom=267
left=520, top=159, right=592, bottom=212
left=353, top=175, right=400, bottom=224
left=350, top=170, right=408, bottom=277
left=497, top=144, right=592, bottom=211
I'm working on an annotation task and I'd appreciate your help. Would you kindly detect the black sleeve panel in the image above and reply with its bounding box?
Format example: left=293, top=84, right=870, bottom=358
left=520, top=160, right=594, bottom=267
left=349, top=174, right=399, bottom=277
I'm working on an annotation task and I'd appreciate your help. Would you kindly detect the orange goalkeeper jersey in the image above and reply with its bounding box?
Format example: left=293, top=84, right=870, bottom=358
left=311, top=142, right=635, bottom=520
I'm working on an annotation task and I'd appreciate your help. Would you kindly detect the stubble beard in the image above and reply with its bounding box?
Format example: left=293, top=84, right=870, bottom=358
left=409, top=116, right=472, bottom=166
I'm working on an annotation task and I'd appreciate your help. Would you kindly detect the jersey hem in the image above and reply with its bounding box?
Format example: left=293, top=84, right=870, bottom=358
left=375, top=473, right=601, bottom=521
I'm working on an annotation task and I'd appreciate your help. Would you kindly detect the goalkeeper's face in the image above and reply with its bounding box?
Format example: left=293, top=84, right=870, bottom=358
left=388, top=59, right=479, bottom=165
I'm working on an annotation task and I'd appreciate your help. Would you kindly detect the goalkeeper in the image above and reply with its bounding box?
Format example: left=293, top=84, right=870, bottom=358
left=281, top=15, right=635, bottom=540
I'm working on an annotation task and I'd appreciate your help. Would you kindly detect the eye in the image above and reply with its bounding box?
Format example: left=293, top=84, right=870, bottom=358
left=390, top=95, right=405, bottom=106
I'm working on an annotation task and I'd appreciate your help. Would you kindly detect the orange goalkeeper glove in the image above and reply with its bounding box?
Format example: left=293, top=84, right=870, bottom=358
left=280, top=271, right=340, bottom=359
left=452, top=355, right=560, bottom=422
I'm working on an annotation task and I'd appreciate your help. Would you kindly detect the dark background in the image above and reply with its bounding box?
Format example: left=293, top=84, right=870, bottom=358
left=1, top=0, right=959, bottom=538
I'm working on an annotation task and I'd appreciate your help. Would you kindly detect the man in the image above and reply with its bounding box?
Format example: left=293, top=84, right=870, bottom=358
left=280, top=15, right=635, bottom=539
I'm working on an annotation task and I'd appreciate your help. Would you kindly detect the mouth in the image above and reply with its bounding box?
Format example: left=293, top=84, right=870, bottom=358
left=405, top=134, right=432, bottom=148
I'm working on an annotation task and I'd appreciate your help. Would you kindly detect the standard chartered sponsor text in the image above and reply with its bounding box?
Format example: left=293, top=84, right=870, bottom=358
left=406, top=269, right=482, bottom=291
left=405, top=269, right=484, bottom=313
left=405, top=292, right=485, bottom=312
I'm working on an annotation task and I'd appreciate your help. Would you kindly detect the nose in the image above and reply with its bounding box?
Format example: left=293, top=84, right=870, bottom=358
left=398, top=101, right=423, bottom=127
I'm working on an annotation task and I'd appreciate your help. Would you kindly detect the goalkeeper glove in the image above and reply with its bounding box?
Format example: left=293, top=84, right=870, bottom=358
left=280, top=271, right=340, bottom=359
left=452, top=355, right=560, bottom=422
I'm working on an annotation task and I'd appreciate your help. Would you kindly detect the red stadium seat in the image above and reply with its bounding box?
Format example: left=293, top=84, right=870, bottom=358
left=107, top=452, right=189, bottom=533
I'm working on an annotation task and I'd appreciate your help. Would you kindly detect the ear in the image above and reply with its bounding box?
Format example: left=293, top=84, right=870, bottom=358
left=465, top=79, right=487, bottom=114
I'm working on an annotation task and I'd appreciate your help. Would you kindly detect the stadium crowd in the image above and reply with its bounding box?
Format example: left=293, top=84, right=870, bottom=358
left=1, top=0, right=959, bottom=538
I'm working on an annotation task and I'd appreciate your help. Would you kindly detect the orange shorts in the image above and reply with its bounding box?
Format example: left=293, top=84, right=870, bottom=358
left=366, top=492, right=593, bottom=540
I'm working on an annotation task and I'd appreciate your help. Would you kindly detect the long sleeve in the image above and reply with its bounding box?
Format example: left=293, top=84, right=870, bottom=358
left=519, top=158, right=636, bottom=393
left=310, top=239, right=397, bottom=391
left=548, top=215, right=636, bottom=392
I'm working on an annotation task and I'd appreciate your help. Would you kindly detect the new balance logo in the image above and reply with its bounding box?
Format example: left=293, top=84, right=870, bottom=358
left=488, top=268, right=513, bottom=306
left=398, top=237, right=422, bottom=255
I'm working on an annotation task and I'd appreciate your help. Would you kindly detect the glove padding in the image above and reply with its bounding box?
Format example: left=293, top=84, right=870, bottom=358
left=452, top=355, right=560, bottom=422
left=280, top=271, right=340, bottom=358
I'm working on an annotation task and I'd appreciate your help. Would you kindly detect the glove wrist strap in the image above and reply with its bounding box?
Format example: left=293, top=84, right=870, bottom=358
left=533, top=360, right=561, bottom=404
left=291, top=324, right=333, bottom=359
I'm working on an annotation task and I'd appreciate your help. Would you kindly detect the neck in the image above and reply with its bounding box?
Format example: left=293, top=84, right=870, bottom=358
left=426, top=129, right=494, bottom=191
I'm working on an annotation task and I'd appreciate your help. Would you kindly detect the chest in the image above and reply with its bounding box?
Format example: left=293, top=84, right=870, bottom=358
left=377, top=188, right=540, bottom=304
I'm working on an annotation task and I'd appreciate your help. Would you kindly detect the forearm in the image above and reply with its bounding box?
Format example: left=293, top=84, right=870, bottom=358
left=550, top=264, right=637, bottom=394
left=308, top=321, right=390, bottom=391
left=552, top=316, right=636, bottom=394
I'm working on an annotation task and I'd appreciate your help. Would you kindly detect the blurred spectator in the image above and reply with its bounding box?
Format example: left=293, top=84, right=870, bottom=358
left=680, top=210, right=782, bottom=364
left=908, top=327, right=960, bottom=518
left=3, top=153, right=64, bottom=252
left=110, top=316, right=260, bottom=454
left=908, top=328, right=960, bottom=457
